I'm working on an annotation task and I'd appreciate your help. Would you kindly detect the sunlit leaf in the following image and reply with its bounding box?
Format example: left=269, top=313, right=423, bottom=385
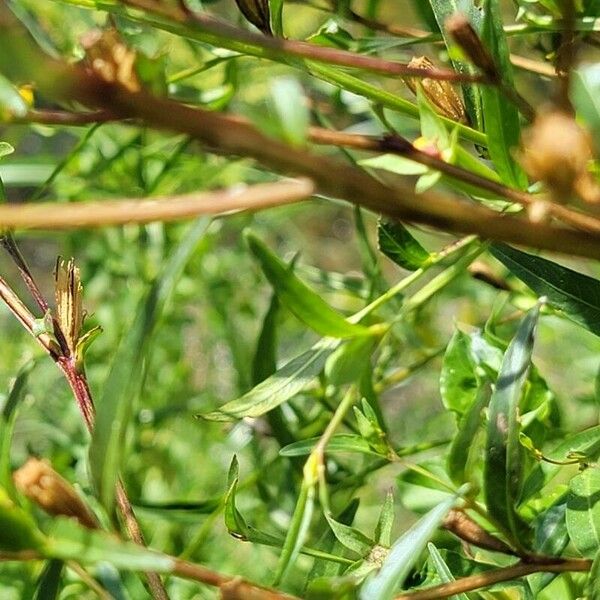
left=484, top=303, right=541, bottom=542
left=202, top=338, right=338, bottom=421
left=359, top=492, right=461, bottom=600
left=566, top=468, right=600, bottom=558
left=245, top=231, right=368, bottom=338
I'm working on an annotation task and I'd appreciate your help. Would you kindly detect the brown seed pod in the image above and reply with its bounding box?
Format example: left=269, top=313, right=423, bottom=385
left=404, top=56, right=467, bottom=123
left=13, top=458, right=99, bottom=530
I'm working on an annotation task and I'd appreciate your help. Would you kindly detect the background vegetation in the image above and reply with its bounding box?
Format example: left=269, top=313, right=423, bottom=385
left=1, top=0, right=600, bottom=598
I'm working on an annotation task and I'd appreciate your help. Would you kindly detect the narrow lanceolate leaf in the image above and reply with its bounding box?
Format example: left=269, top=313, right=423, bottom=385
left=427, top=543, right=469, bottom=600
left=325, top=514, right=374, bottom=556
left=448, top=383, right=491, bottom=484
left=377, top=220, right=431, bottom=271
left=89, top=218, right=210, bottom=512
left=280, top=433, right=383, bottom=458
left=273, top=479, right=315, bottom=585
left=245, top=230, right=368, bottom=338
left=566, top=468, right=600, bottom=558
left=45, top=518, right=175, bottom=572
left=201, top=338, right=339, bottom=421
left=590, top=550, right=600, bottom=600
left=33, top=560, right=63, bottom=600
left=491, top=243, right=600, bottom=338
left=480, top=0, right=527, bottom=189
left=484, top=304, right=541, bottom=543
left=0, top=361, right=33, bottom=496
left=360, top=492, right=461, bottom=600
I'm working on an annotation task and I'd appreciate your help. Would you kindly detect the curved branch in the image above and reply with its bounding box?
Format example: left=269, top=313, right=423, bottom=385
left=394, top=559, right=591, bottom=600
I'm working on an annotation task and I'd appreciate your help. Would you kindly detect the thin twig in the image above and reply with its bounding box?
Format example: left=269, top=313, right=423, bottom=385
left=0, top=258, right=168, bottom=598
left=119, top=0, right=484, bottom=83
left=0, top=179, right=314, bottom=229
left=21, top=109, right=600, bottom=235
left=393, top=559, right=591, bottom=600
left=0, top=551, right=301, bottom=599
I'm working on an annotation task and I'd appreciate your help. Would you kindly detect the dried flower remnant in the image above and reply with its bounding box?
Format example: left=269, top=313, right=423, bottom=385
left=54, top=258, right=84, bottom=357
left=14, top=458, right=99, bottom=529
left=234, top=0, right=272, bottom=35
left=404, top=56, right=467, bottom=123
left=445, top=13, right=498, bottom=81
left=80, top=29, right=141, bottom=92
left=519, top=110, right=600, bottom=205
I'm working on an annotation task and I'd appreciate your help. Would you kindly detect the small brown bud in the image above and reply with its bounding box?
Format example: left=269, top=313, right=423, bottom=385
left=445, top=13, right=497, bottom=80
left=404, top=57, right=467, bottom=123
left=443, top=509, right=515, bottom=555
left=234, top=0, right=272, bottom=35
left=81, top=29, right=141, bottom=92
left=13, top=458, right=99, bottom=529
left=519, top=110, right=600, bottom=204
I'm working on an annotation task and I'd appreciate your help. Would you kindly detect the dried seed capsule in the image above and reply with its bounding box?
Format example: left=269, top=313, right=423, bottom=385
left=14, top=458, right=99, bottom=530
left=404, top=56, right=467, bottom=123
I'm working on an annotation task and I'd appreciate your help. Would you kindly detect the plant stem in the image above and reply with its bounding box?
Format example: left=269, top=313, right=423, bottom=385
left=393, top=559, right=591, bottom=599
left=0, top=179, right=314, bottom=229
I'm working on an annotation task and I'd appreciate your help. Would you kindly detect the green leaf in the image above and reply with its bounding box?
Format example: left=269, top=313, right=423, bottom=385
left=440, top=329, right=478, bottom=416
left=325, top=514, right=374, bottom=556
left=374, top=491, right=395, bottom=547
left=377, top=220, right=431, bottom=271
left=360, top=155, right=429, bottom=176
left=224, top=456, right=251, bottom=538
left=0, top=488, right=45, bottom=552
left=245, top=231, right=369, bottom=338
left=280, top=434, right=381, bottom=457
left=268, top=77, right=309, bottom=146
left=480, top=0, right=527, bottom=189
left=0, top=74, right=27, bottom=117
left=89, top=218, right=210, bottom=512
left=0, top=141, right=14, bottom=159
left=359, top=492, right=460, bottom=600
left=201, top=338, right=339, bottom=421
left=273, top=479, right=316, bottom=585
left=252, top=293, right=279, bottom=385
left=447, top=383, right=491, bottom=484
left=427, top=543, right=469, bottom=600
left=45, top=518, right=175, bottom=572
left=33, top=560, right=63, bottom=600
left=269, top=0, right=283, bottom=36
left=529, top=499, right=569, bottom=595
left=567, top=468, right=600, bottom=558
left=590, top=549, right=600, bottom=600
left=491, top=243, right=600, bottom=336
left=572, top=64, right=600, bottom=152
left=417, top=86, right=450, bottom=148
left=484, top=303, right=541, bottom=543
left=0, top=361, right=33, bottom=496
left=325, top=335, right=376, bottom=387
